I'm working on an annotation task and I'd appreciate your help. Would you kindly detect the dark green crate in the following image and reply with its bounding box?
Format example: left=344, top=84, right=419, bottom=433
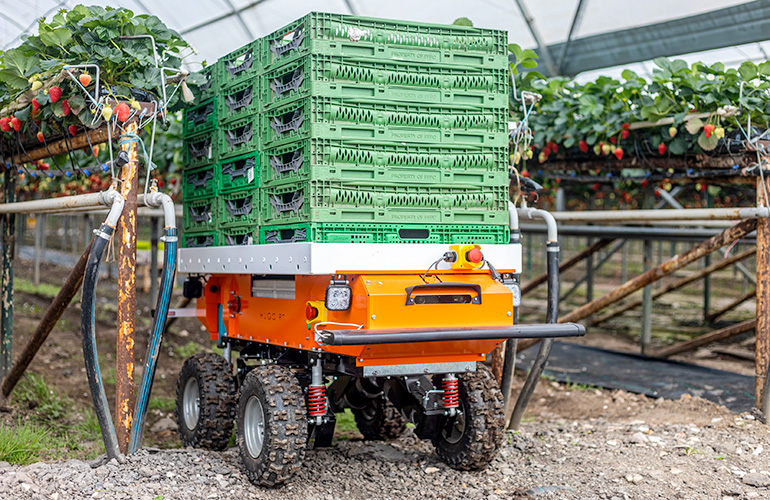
left=219, top=39, right=262, bottom=89
left=260, top=222, right=509, bottom=244
left=197, top=62, right=219, bottom=101
left=262, top=96, right=507, bottom=149
left=182, top=230, right=219, bottom=248
left=182, top=164, right=218, bottom=201
left=220, top=226, right=259, bottom=246
left=183, top=98, right=217, bottom=137
left=262, top=140, right=507, bottom=186
left=220, top=151, right=260, bottom=193
left=218, top=79, right=260, bottom=125
left=184, top=131, right=217, bottom=169
left=263, top=12, right=507, bottom=68
left=260, top=180, right=509, bottom=226
left=219, top=190, right=259, bottom=228
left=183, top=198, right=218, bottom=232
left=218, top=116, right=260, bottom=160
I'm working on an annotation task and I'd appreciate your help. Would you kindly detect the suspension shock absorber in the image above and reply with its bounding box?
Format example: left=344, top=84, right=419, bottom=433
left=307, top=357, right=326, bottom=425
left=442, top=374, right=459, bottom=416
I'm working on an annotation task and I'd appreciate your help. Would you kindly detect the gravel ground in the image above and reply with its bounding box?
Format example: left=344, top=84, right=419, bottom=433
left=2, top=386, right=770, bottom=500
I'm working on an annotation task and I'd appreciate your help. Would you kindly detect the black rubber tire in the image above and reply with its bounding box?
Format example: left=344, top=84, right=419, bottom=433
left=175, top=353, right=237, bottom=451
left=352, top=396, right=407, bottom=441
left=236, top=364, right=308, bottom=487
left=432, top=365, right=505, bottom=470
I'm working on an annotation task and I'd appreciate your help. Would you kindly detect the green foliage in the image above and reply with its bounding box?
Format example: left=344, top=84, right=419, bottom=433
left=14, top=277, right=61, bottom=299
left=515, top=56, right=770, bottom=158
left=452, top=17, right=474, bottom=27
left=14, top=373, right=70, bottom=424
left=0, top=5, right=200, bottom=138
left=148, top=396, right=176, bottom=413
left=174, top=341, right=204, bottom=359
left=0, top=420, right=52, bottom=465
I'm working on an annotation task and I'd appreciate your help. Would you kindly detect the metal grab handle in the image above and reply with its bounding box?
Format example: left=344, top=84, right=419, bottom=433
left=225, top=49, right=253, bottom=77
left=404, top=282, right=482, bottom=305
left=270, top=25, right=305, bottom=60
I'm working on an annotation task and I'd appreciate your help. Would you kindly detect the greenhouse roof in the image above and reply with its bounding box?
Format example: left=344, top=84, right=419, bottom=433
left=2, top=0, right=769, bottom=79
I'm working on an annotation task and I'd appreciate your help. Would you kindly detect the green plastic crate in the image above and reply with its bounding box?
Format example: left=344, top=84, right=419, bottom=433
left=219, top=189, right=259, bottom=228
left=263, top=12, right=507, bottom=68
left=262, top=55, right=508, bottom=110
left=218, top=79, right=260, bottom=125
left=220, top=226, right=259, bottom=246
left=183, top=98, right=217, bottom=137
left=183, top=230, right=219, bottom=248
left=262, top=140, right=507, bottom=186
left=260, top=222, right=510, bottom=244
left=183, top=198, right=218, bottom=232
left=182, top=163, right=218, bottom=201
left=184, top=131, right=217, bottom=169
left=262, top=139, right=508, bottom=185
left=218, top=116, right=259, bottom=160
left=219, top=40, right=262, bottom=89
left=197, top=62, right=219, bottom=101
left=220, top=151, right=260, bottom=193
left=260, top=180, right=509, bottom=226
left=262, top=96, right=507, bottom=149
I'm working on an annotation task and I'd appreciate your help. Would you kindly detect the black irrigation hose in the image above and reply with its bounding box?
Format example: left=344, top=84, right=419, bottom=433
left=81, top=223, right=121, bottom=460
left=509, top=241, right=560, bottom=430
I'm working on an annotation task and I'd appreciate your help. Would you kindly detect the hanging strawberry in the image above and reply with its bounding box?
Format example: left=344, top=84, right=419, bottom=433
left=621, top=129, right=630, bottom=140
left=79, top=73, right=92, bottom=86
left=579, top=140, right=589, bottom=153
left=704, top=124, right=715, bottom=138
left=68, top=125, right=78, bottom=136
left=668, top=126, right=677, bottom=138
left=11, top=116, right=21, bottom=131
left=48, top=86, right=62, bottom=103
left=614, top=147, right=624, bottom=160
left=37, top=131, right=44, bottom=143
left=0, top=117, right=9, bottom=132
left=62, top=99, right=71, bottom=116
left=32, top=98, right=40, bottom=113
left=115, top=102, right=130, bottom=122
left=658, top=143, right=667, bottom=155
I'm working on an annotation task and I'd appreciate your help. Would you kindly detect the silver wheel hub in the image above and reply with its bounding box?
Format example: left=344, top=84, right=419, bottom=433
left=244, top=395, right=266, bottom=458
left=182, top=377, right=200, bottom=430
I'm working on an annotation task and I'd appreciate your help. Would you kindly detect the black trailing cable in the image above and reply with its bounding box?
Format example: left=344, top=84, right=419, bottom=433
left=81, top=220, right=122, bottom=460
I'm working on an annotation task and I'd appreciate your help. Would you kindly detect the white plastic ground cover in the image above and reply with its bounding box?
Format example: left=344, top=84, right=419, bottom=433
left=177, top=242, right=522, bottom=275
left=0, top=0, right=763, bottom=78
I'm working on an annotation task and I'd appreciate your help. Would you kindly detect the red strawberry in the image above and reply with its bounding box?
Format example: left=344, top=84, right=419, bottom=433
left=0, top=117, right=9, bottom=132
left=542, top=146, right=552, bottom=157
left=592, top=183, right=600, bottom=191
left=578, top=140, right=589, bottom=153
left=79, top=73, right=92, bottom=86
left=621, top=130, right=630, bottom=140
left=609, top=136, right=617, bottom=145
left=658, top=143, right=667, bottom=155
left=68, top=125, right=78, bottom=136
left=550, top=143, right=559, bottom=153
left=641, top=179, right=649, bottom=188
left=115, top=103, right=130, bottom=122
left=36, top=131, right=44, bottom=143
left=32, top=98, right=40, bottom=113
left=622, top=123, right=630, bottom=130
left=11, top=117, right=21, bottom=131
left=614, top=147, right=624, bottom=160
left=704, top=124, right=715, bottom=138
left=62, top=99, right=71, bottom=116
left=48, top=86, right=62, bottom=103
left=521, top=169, right=530, bottom=177
left=39, top=162, right=49, bottom=170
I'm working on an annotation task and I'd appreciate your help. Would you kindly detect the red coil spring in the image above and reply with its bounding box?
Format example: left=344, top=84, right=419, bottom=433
left=307, top=385, right=326, bottom=416
left=442, top=377, right=459, bottom=409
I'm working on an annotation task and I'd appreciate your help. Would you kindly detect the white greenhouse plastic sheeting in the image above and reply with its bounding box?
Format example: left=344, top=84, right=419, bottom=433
left=1, top=0, right=768, bottom=78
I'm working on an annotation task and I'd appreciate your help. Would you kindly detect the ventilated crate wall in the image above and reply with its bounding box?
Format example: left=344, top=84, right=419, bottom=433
left=182, top=12, right=512, bottom=247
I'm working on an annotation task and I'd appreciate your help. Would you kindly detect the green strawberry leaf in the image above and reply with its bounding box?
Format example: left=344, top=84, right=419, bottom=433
left=685, top=118, right=703, bottom=135
left=698, top=131, right=718, bottom=151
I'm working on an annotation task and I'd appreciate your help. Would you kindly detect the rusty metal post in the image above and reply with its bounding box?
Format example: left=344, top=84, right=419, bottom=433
left=116, top=122, right=139, bottom=453
left=756, top=176, right=770, bottom=406
left=1, top=168, right=16, bottom=379
left=2, top=239, right=93, bottom=399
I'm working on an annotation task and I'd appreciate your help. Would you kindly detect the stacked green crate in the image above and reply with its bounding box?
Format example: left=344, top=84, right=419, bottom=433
left=256, top=13, right=510, bottom=244
left=182, top=71, right=220, bottom=247
left=214, top=41, right=262, bottom=246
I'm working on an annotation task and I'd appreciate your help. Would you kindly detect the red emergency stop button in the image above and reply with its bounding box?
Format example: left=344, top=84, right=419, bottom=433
left=305, top=304, right=319, bottom=320
left=467, top=248, right=483, bottom=263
